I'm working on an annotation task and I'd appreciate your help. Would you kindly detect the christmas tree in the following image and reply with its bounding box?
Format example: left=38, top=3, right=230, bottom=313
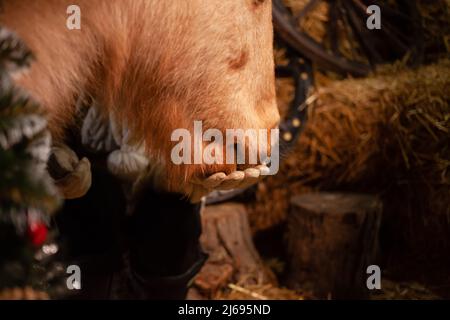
left=0, top=26, right=65, bottom=299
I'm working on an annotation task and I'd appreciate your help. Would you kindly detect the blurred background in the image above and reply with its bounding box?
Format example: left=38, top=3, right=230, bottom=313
left=0, top=0, right=449, bottom=300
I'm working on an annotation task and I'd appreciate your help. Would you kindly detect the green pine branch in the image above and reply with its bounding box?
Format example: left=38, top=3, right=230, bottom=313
left=0, top=26, right=60, bottom=218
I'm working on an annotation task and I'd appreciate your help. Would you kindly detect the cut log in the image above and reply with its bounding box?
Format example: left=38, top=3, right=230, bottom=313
left=189, top=203, right=276, bottom=299
left=286, top=192, right=383, bottom=299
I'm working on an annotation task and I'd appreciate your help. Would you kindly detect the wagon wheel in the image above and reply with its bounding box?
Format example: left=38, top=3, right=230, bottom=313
left=273, top=0, right=424, bottom=76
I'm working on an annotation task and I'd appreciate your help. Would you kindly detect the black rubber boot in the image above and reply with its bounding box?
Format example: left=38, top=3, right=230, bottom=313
left=56, top=168, right=206, bottom=299
left=126, top=188, right=207, bottom=300
left=54, top=169, right=127, bottom=299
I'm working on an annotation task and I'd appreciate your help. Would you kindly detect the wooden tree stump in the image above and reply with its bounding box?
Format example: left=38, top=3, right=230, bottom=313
left=188, top=203, right=276, bottom=299
left=286, top=192, right=383, bottom=299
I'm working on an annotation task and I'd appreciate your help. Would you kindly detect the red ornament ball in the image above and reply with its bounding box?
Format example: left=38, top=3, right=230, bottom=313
left=27, top=222, right=48, bottom=247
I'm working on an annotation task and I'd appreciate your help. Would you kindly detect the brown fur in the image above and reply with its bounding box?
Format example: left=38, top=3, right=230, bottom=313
left=1, top=0, right=279, bottom=191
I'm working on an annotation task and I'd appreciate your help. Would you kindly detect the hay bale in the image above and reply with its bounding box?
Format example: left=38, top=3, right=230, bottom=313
left=247, top=59, right=450, bottom=250
left=418, top=0, right=450, bottom=62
